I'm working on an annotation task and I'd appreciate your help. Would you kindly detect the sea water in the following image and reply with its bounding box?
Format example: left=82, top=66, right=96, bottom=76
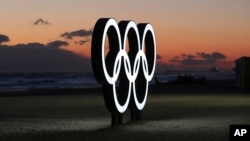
left=0, top=71, right=235, bottom=91
left=0, top=72, right=99, bottom=91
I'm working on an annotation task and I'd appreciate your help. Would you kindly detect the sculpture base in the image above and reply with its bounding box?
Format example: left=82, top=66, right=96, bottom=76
left=111, top=110, right=142, bottom=126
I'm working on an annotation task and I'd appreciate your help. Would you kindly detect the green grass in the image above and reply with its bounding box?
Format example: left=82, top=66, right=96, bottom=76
left=0, top=93, right=250, bottom=141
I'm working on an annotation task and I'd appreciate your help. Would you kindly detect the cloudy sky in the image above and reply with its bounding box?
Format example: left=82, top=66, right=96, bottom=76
left=0, top=0, right=250, bottom=72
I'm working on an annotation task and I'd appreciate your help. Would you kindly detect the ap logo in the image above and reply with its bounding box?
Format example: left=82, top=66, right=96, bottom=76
left=230, top=125, right=250, bottom=141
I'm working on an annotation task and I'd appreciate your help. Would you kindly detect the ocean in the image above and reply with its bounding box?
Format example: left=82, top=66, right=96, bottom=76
left=0, top=71, right=235, bottom=92
left=0, top=72, right=100, bottom=91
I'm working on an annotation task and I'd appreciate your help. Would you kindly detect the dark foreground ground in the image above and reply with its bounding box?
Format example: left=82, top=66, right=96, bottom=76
left=0, top=82, right=250, bottom=141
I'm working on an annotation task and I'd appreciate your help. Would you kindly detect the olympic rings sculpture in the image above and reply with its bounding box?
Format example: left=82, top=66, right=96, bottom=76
left=91, top=18, right=156, bottom=114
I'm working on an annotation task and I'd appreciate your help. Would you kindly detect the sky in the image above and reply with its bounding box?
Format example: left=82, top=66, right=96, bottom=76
left=0, top=0, right=250, bottom=72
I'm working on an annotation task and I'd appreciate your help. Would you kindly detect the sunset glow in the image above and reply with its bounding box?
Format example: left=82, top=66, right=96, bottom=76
left=1, top=0, right=250, bottom=72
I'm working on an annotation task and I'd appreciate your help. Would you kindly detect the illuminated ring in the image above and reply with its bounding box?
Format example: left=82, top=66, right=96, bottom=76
left=91, top=18, right=156, bottom=113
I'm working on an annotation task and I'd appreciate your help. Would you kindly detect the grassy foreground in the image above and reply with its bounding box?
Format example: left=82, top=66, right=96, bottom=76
left=0, top=92, right=250, bottom=141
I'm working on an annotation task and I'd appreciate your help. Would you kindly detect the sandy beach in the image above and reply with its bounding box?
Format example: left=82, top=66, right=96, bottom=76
left=0, top=83, right=250, bottom=141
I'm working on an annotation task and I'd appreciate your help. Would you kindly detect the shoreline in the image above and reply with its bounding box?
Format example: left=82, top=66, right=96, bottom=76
left=0, top=79, right=249, bottom=97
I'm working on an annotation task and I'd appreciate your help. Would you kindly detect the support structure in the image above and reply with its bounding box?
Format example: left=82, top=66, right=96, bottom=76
left=111, top=112, right=123, bottom=126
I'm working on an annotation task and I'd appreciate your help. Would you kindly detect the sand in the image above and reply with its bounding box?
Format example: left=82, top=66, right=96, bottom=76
left=0, top=84, right=250, bottom=141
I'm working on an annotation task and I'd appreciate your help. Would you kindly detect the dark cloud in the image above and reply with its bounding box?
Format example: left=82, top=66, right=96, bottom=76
left=74, top=40, right=90, bottom=45
left=186, top=55, right=195, bottom=59
left=156, top=54, right=162, bottom=60
left=61, top=29, right=92, bottom=39
left=34, top=18, right=51, bottom=25
left=0, top=41, right=91, bottom=72
left=169, top=56, right=180, bottom=62
left=169, top=51, right=227, bottom=70
left=197, top=52, right=211, bottom=60
left=47, top=40, right=69, bottom=48
left=156, top=62, right=175, bottom=72
left=211, top=52, right=226, bottom=59
left=181, top=57, right=208, bottom=65
left=0, top=34, right=10, bottom=44
left=197, top=52, right=226, bottom=61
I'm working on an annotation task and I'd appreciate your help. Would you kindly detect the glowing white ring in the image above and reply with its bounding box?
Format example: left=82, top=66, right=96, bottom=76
left=91, top=18, right=156, bottom=113
left=101, top=19, right=122, bottom=84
